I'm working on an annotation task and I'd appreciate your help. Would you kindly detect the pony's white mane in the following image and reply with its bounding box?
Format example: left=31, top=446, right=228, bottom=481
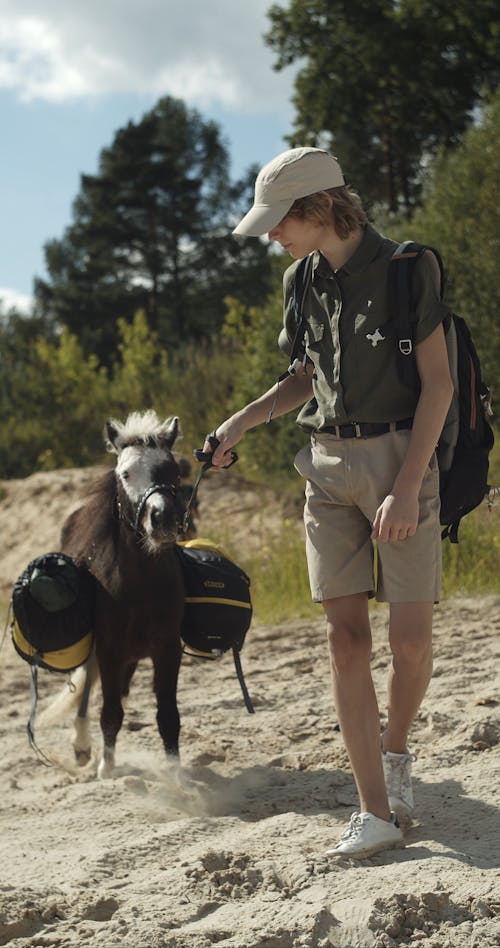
left=109, top=410, right=179, bottom=448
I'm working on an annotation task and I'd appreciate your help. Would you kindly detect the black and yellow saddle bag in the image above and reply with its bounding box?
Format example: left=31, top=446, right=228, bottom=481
left=176, top=539, right=254, bottom=713
left=11, top=552, right=95, bottom=672
left=10, top=552, right=96, bottom=750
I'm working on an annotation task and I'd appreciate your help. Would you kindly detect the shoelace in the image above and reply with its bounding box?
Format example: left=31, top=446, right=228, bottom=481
left=338, top=812, right=363, bottom=842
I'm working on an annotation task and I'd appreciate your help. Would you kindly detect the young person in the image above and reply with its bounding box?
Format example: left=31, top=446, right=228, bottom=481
left=205, top=147, right=453, bottom=858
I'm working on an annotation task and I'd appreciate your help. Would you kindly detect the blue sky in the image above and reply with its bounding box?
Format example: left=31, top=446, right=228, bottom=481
left=0, top=1, right=297, bottom=311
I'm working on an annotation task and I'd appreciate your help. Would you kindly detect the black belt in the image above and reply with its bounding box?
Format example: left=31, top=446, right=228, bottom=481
left=319, top=418, right=413, bottom=439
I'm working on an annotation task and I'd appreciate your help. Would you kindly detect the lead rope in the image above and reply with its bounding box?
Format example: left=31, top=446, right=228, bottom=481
left=180, top=460, right=211, bottom=537
left=181, top=432, right=239, bottom=536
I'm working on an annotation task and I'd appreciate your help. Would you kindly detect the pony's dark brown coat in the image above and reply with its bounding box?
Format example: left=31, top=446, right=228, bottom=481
left=60, top=417, right=185, bottom=775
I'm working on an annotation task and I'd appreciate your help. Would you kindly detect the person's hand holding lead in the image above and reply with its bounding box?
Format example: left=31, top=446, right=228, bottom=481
left=202, top=415, right=245, bottom=469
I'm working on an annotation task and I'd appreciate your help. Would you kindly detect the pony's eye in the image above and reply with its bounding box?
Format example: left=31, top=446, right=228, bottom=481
left=121, top=470, right=130, bottom=481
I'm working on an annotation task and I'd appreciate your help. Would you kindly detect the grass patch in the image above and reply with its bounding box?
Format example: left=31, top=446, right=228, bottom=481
left=441, top=504, right=500, bottom=597
left=240, top=521, right=318, bottom=624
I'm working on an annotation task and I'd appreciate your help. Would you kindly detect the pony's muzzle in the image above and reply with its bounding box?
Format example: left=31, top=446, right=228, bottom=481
left=146, top=498, right=177, bottom=544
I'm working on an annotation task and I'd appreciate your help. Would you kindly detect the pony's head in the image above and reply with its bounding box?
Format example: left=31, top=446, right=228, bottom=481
left=104, top=410, right=181, bottom=553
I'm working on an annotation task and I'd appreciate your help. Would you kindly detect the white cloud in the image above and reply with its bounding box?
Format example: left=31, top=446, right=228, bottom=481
left=0, top=1, right=294, bottom=111
left=0, top=287, right=34, bottom=314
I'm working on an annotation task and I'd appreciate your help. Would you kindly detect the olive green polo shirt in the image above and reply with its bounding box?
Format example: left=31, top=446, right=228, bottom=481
left=278, top=224, right=449, bottom=432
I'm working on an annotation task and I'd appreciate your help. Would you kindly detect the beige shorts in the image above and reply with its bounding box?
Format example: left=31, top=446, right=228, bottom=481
left=294, top=429, right=441, bottom=604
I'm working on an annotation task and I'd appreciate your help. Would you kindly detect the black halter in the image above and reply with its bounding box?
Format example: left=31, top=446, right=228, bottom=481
left=116, top=482, right=178, bottom=534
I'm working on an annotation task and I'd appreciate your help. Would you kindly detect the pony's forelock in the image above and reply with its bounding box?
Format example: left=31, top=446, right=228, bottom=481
left=108, top=410, right=180, bottom=450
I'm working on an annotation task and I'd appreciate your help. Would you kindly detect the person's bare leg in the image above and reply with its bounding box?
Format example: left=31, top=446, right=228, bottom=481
left=324, top=593, right=391, bottom=822
left=382, top=602, right=433, bottom=753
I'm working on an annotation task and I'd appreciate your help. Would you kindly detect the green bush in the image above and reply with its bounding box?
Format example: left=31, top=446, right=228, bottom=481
left=0, top=327, right=109, bottom=476
left=221, top=283, right=307, bottom=488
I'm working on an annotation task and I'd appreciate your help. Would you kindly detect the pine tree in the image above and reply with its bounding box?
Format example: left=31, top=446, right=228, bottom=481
left=35, top=97, right=271, bottom=363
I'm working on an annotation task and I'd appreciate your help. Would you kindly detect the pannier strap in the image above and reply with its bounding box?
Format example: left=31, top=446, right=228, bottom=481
left=27, top=663, right=52, bottom=765
left=233, top=648, right=255, bottom=714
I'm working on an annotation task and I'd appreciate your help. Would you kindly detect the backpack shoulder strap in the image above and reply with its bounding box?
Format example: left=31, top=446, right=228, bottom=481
left=278, top=254, right=315, bottom=381
left=387, top=241, right=445, bottom=386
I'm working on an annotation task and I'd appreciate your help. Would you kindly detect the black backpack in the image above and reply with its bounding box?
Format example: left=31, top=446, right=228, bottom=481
left=176, top=539, right=254, bottom=713
left=386, top=242, right=495, bottom=542
left=289, top=244, right=495, bottom=543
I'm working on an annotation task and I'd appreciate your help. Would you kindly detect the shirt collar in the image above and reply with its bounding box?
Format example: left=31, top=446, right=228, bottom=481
left=313, top=223, right=384, bottom=279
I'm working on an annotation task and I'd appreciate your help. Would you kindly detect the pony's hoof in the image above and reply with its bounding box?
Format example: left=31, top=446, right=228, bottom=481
left=97, top=759, right=114, bottom=779
left=74, top=748, right=91, bottom=766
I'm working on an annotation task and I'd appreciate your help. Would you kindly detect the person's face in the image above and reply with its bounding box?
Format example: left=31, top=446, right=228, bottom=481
left=268, top=212, right=326, bottom=258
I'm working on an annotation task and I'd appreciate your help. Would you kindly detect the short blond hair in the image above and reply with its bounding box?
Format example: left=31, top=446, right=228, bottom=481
left=287, top=186, right=367, bottom=240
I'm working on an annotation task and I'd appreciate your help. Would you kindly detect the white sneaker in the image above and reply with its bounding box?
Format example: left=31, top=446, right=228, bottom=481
left=326, top=811, right=404, bottom=858
left=382, top=749, right=416, bottom=824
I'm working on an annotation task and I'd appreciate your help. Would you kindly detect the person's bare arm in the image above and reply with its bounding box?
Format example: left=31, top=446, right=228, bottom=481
left=205, top=364, right=314, bottom=468
left=372, top=323, right=453, bottom=543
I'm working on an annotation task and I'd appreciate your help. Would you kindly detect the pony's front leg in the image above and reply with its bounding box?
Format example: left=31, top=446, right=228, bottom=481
left=153, top=643, right=182, bottom=758
left=97, top=664, right=125, bottom=778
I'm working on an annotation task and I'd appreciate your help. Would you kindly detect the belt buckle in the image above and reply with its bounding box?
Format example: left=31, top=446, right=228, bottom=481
left=354, top=423, right=362, bottom=438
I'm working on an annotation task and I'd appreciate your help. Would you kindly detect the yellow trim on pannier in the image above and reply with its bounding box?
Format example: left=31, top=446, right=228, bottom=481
left=12, top=621, right=93, bottom=672
left=184, top=595, right=252, bottom=608
left=178, top=537, right=229, bottom=557
left=181, top=641, right=222, bottom=659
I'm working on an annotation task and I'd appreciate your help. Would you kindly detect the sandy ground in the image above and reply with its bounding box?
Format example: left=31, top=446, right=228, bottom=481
left=0, top=467, right=499, bottom=948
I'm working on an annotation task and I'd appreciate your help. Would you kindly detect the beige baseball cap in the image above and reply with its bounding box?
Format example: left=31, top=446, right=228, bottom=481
left=233, top=146, right=345, bottom=237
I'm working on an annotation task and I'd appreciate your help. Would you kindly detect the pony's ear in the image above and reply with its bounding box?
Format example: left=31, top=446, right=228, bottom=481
left=162, top=416, right=180, bottom=448
left=104, top=420, right=120, bottom=454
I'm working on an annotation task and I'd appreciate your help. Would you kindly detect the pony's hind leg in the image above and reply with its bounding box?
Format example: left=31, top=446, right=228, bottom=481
left=73, top=714, right=92, bottom=766
left=72, top=654, right=98, bottom=766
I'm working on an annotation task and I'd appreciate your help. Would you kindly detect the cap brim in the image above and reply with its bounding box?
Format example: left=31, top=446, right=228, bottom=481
left=232, top=198, right=295, bottom=237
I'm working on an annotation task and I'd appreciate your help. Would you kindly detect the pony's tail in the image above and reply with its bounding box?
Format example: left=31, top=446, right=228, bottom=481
left=38, top=652, right=100, bottom=727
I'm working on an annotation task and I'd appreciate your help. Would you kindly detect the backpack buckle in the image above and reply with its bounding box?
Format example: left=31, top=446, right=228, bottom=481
left=399, top=339, right=413, bottom=355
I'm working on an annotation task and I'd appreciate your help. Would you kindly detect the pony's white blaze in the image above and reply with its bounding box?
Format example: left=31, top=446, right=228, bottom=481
left=116, top=444, right=167, bottom=504
left=116, top=442, right=179, bottom=552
